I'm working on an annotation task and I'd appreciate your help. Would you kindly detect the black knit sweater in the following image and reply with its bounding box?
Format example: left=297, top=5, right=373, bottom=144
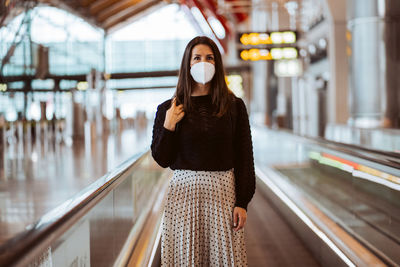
left=150, top=94, right=256, bottom=210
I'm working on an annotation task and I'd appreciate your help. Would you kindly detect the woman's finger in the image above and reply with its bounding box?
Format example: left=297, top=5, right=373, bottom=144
left=238, top=213, right=244, bottom=230
left=177, top=113, right=185, bottom=120
left=175, top=110, right=184, bottom=116
left=233, top=210, right=238, bottom=229
left=242, top=216, right=247, bottom=229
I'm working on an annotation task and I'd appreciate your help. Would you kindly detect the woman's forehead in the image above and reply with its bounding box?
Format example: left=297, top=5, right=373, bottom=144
left=192, top=44, right=213, bottom=55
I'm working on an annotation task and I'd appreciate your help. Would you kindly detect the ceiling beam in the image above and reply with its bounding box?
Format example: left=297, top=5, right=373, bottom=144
left=105, top=1, right=166, bottom=34
left=79, top=0, right=98, bottom=7
left=38, top=0, right=101, bottom=29
left=89, top=0, right=121, bottom=15
left=96, top=0, right=142, bottom=23
left=102, top=0, right=162, bottom=30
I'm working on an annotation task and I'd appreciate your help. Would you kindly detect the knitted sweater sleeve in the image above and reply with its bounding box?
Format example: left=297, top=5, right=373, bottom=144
left=233, top=98, right=256, bottom=210
left=150, top=101, right=178, bottom=168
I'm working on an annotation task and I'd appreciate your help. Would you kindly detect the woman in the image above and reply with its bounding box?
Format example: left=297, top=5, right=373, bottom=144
left=151, top=36, right=256, bottom=266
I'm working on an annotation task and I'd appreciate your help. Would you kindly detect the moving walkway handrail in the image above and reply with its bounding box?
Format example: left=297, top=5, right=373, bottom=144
left=254, top=125, right=400, bottom=265
left=256, top=166, right=389, bottom=266
left=256, top=124, right=400, bottom=170
left=311, top=136, right=400, bottom=168
left=0, top=150, right=148, bottom=266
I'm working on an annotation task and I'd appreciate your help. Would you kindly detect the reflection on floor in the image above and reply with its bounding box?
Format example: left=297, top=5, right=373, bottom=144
left=0, top=125, right=151, bottom=247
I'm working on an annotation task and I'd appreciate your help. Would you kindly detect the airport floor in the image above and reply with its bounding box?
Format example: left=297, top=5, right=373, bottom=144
left=0, top=126, right=150, bottom=247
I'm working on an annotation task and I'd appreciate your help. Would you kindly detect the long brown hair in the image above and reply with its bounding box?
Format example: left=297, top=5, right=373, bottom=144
left=174, top=36, right=234, bottom=117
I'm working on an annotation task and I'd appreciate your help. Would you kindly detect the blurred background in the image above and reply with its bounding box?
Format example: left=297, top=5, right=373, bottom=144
left=1, top=0, right=400, bottom=266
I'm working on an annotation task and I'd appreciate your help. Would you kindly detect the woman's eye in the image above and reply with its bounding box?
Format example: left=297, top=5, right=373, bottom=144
left=194, top=56, right=200, bottom=60
left=207, top=56, right=214, bottom=60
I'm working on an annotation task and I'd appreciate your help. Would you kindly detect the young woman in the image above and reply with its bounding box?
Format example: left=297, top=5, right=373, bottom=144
left=151, top=36, right=256, bottom=266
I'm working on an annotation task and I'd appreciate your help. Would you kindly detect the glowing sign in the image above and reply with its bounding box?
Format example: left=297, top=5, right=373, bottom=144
left=0, top=83, right=7, bottom=92
left=239, top=31, right=296, bottom=46
left=226, top=75, right=244, bottom=97
left=274, top=59, right=303, bottom=77
left=77, top=81, right=88, bottom=91
left=240, top=47, right=298, bottom=61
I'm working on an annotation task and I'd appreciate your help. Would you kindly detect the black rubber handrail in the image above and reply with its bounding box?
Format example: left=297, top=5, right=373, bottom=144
left=0, top=150, right=147, bottom=266
left=307, top=135, right=400, bottom=170
left=313, top=134, right=399, bottom=159
left=256, top=124, right=400, bottom=171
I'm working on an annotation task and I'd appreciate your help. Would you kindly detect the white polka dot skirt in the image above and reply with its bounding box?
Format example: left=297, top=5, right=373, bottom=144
left=161, top=168, right=248, bottom=267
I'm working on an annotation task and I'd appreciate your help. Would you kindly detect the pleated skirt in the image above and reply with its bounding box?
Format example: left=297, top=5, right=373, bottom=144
left=161, top=168, right=248, bottom=267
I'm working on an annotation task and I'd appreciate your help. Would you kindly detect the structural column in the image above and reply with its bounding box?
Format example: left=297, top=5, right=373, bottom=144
left=324, top=0, right=349, bottom=126
left=347, top=0, right=400, bottom=128
left=249, top=2, right=269, bottom=125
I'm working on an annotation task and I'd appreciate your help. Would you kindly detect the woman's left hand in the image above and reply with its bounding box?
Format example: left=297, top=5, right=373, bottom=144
left=233, top=207, right=247, bottom=231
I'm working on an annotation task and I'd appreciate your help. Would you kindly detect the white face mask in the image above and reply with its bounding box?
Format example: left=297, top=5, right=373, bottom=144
left=190, top=62, right=215, bottom=85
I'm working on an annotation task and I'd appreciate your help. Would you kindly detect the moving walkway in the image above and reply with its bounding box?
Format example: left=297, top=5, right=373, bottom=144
left=1, top=126, right=399, bottom=266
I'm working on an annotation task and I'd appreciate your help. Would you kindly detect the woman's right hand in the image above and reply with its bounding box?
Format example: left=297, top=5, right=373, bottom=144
left=164, top=97, right=185, bottom=131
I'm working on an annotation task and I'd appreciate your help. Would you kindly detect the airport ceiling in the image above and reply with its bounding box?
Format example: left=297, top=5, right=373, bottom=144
left=0, top=0, right=324, bottom=34
left=0, top=0, right=168, bottom=33
left=36, top=0, right=323, bottom=32
left=41, top=0, right=252, bottom=33
left=38, top=0, right=166, bottom=32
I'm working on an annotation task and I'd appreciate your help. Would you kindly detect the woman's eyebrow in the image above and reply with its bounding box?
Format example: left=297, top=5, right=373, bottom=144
left=193, top=53, right=214, bottom=56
